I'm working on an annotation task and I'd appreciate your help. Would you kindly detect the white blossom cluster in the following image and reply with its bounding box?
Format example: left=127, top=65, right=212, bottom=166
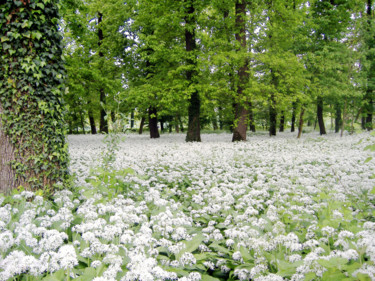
left=0, top=131, right=374, bottom=280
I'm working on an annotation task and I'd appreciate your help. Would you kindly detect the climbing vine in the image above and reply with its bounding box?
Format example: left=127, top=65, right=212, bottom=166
left=0, top=0, right=69, bottom=192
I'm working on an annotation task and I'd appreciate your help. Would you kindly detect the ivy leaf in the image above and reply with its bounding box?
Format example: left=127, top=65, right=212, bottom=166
left=32, top=31, right=43, bottom=40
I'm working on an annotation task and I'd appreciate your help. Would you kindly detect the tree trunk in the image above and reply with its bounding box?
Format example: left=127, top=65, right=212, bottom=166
left=365, top=0, right=374, bottom=131
left=232, top=0, right=250, bottom=142
left=291, top=102, right=296, bottom=132
left=179, top=116, right=184, bottom=132
left=341, top=99, right=347, bottom=137
left=185, top=0, right=201, bottom=142
left=98, top=12, right=108, bottom=134
left=0, top=1, right=68, bottom=192
left=317, top=97, right=326, bottom=135
left=269, top=94, right=277, bottom=136
left=149, top=107, right=160, bottom=138
left=111, top=111, right=116, bottom=125
left=212, top=116, right=218, bottom=130
left=335, top=103, right=342, bottom=133
left=88, top=109, right=97, bottom=134
left=131, top=110, right=135, bottom=129
left=139, top=116, right=145, bottom=134
left=0, top=104, right=18, bottom=194
left=297, top=106, right=305, bottom=139
left=279, top=113, right=285, bottom=132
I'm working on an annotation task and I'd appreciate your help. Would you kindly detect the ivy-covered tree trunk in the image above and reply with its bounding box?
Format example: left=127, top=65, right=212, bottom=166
left=317, top=96, right=326, bottom=135
left=149, top=107, right=160, bottom=138
left=232, top=0, right=250, bottom=142
left=185, top=0, right=201, bottom=142
left=0, top=0, right=69, bottom=193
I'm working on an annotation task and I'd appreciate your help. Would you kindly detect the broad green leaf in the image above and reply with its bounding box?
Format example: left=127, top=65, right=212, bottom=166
left=201, top=274, right=221, bottom=281
left=317, top=257, right=347, bottom=269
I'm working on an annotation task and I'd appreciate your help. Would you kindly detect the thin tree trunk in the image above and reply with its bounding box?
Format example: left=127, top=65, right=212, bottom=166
left=317, top=96, right=326, bottom=135
left=269, top=93, right=277, bottom=136
left=341, top=99, right=347, bottom=137
left=139, top=116, right=145, bottom=135
left=212, top=116, right=218, bottom=130
left=279, top=112, right=285, bottom=132
left=179, top=116, right=184, bottom=132
left=335, top=103, right=342, bottom=133
left=297, top=106, right=305, bottom=139
left=98, top=12, right=108, bottom=134
left=291, top=102, right=296, bottom=132
left=130, top=110, right=135, bottom=129
left=232, top=0, right=250, bottom=142
left=249, top=102, right=256, bottom=132
left=175, top=116, right=180, bottom=133
left=88, top=109, right=97, bottom=134
left=149, top=107, right=160, bottom=138
left=185, top=0, right=201, bottom=142
left=365, top=0, right=373, bottom=131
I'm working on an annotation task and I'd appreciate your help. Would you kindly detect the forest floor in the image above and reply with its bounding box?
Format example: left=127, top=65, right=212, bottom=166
left=1, top=131, right=374, bottom=280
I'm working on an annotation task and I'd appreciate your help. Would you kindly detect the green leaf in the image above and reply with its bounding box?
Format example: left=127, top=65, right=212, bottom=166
left=32, top=31, right=43, bottom=40
left=277, top=260, right=303, bottom=277
left=201, top=274, right=221, bottom=281
left=176, top=234, right=204, bottom=260
left=365, top=144, right=375, bottom=151
left=317, top=257, right=347, bottom=269
left=42, top=269, right=65, bottom=281
left=321, top=268, right=348, bottom=280
left=364, top=157, right=372, bottom=163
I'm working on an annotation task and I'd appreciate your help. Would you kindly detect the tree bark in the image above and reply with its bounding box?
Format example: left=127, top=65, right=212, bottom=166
left=317, top=96, right=326, bottom=135
left=0, top=104, right=18, bottom=194
left=149, top=107, right=160, bottom=138
left=365, top=0, right=374, bottom=131
left=269, top=93, right=277, bottom=136
left=88, top=109, right=97, bottom=134
left=131, top=110, right=135, bottom=129
left=335, top=103, right=342, bottom=133
left=98, top=12, right=108, bottom=134
left=185, top=0, right=201, bottom=142
left=291, top=102, right=296, bottom=132
left=139, top=116, right=145, bottom=134
left=297, top=106, right=305, bottom=139
left=279, top=112, right=285, bottom=132
left=232, top=0, right=250, bottom=142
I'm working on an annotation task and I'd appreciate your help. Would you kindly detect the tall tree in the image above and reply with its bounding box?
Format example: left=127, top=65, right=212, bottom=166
left=232, top=0, right=250, bottom=141
left=363, top=0, right=374, bottom=130
left=97, top=12, right=108, bottom=133
left=185, top=0, right=201, bottom=142
left=0, top=0, right=69, bottom=193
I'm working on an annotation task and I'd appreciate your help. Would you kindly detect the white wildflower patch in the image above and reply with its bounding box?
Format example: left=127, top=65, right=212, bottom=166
left=0, top=132, right=374, bottom=280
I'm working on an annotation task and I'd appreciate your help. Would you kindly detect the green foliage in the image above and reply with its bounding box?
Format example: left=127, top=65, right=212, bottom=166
left=0, top=0, right=69, bottom=192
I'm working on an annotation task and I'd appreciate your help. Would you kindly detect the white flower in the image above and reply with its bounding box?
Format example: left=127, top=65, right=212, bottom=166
left=179, top=252, right=196, bottom=267
left=232, top=251, right=242, bottom=261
